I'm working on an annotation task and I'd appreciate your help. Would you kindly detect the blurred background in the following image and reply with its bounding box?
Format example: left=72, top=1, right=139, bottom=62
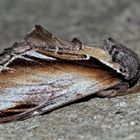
left=0, top=0, right=140, bottom=55
left=0, top=0, right=140, bottom=140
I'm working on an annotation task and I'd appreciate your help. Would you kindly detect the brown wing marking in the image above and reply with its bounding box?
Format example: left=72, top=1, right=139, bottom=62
left=0, top=60, right=122, bottom=123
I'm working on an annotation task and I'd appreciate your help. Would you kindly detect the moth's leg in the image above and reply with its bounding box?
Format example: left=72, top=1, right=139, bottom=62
left=96, top=82, right=129, bottom=97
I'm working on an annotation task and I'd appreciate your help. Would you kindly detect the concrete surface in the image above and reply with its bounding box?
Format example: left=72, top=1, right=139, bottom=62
left=0, top=0, right=140, bottom=139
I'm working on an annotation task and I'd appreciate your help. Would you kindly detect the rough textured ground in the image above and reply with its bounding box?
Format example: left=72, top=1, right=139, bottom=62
left=0, top=0, right=140, bottom=140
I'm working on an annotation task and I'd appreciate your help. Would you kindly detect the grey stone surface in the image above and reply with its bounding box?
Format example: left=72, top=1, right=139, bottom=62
left=0, top=0, right=140, bottom=139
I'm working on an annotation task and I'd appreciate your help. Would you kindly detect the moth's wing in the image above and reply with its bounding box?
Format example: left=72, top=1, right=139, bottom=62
left=24, top=25, right=90, bottom=60
left=24, top=25, right=123, bottom=72
left=0, top=60, right=122, bottom=123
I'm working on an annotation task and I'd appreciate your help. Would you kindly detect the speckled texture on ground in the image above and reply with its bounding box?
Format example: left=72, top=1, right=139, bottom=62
left=0, top=0, right=140, bottom=140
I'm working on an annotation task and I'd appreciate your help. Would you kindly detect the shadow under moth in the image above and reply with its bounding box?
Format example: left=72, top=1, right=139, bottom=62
left=0, top=25, right=139, bottom=123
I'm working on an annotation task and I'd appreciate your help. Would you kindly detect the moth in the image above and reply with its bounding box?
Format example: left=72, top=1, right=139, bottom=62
left=0, top=25, right=139, bottom=123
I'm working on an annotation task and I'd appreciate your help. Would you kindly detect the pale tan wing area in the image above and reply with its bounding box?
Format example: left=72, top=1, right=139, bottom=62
left=0, top=60, right=121, bottom=123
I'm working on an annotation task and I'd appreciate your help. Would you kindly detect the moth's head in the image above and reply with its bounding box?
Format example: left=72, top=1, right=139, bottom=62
left=103, top=36, right=140, bottom=86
